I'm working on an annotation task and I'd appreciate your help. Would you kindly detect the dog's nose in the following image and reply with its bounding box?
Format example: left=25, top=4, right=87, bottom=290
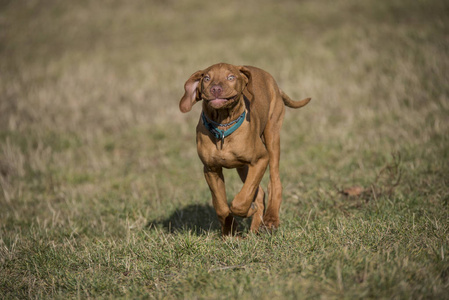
left=210, top=85, right=223, bottom=98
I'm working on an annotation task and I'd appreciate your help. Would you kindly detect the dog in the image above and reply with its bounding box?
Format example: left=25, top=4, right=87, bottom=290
left=179, top=63, right=310, bottom=235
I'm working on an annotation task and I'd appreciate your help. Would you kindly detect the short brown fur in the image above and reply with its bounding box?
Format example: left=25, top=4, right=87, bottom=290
left=180, top=63, right=311, bottom=235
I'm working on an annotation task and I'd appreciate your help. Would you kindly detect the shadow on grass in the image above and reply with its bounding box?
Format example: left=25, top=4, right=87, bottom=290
left=147, top=204, right=221, bottom=235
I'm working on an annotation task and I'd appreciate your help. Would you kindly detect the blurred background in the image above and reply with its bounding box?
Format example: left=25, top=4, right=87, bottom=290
left=0, top=0, right=448, bottom=297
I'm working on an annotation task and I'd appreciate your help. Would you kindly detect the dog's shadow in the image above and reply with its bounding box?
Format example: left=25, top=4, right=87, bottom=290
left=147, top=203, right=221, bottom=235
left=147, top=203, right=252, bottom=235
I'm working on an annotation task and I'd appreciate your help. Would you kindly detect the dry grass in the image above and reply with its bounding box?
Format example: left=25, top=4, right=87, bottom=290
left=1, top=0, right=448, bottom=298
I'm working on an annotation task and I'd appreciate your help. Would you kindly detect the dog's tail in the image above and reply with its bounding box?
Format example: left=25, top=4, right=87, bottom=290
left=281, top=90, right=311, bottom=109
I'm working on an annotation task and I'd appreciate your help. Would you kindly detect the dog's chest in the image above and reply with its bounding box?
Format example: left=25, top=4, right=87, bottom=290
left=197, top=136, right=252, bottom=169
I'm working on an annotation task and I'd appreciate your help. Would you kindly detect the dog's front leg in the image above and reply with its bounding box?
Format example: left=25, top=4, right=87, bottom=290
left=203, top=166, right=237, bottom=235
left=230, top=153, right=269, bottom=218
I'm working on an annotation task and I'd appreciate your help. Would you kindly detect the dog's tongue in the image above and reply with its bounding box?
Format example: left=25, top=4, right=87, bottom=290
left=210, top=99, right=228, bottom=106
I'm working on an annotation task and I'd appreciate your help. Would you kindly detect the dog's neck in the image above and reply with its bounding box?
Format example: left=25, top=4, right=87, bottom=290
left=202, top=95, right=246, bottom=127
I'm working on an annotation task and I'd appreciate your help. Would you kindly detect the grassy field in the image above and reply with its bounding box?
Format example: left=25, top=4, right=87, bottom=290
left=1, top=0, right=448, bottom=298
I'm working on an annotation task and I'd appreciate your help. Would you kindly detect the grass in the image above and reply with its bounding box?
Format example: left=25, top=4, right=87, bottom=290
left=1, top=0, right=448, bottom=298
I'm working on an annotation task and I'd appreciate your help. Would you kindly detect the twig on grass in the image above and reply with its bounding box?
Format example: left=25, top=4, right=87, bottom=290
left=208, top=264, right=247, bottom=273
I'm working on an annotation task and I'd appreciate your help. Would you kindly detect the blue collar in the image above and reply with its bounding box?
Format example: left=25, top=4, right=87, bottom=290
left=201, top=110, right=246, bottom=143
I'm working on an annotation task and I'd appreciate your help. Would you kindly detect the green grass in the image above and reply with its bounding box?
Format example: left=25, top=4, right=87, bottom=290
left=1, top=0, right=448, bottom=298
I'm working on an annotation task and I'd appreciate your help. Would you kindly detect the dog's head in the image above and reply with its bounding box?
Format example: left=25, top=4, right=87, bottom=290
left=179, top=63, right=250, bottom=113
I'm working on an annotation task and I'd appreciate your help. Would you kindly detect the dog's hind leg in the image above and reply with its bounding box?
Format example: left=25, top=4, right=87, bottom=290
left=261, top=106, right=285, bottom=230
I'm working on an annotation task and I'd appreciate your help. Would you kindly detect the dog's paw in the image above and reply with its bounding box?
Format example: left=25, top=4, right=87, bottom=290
left=259, top=224, right=279, bottom=235
left=260, top=217, right=280, bottom=233
left=222, top=215, right=238, bottom=236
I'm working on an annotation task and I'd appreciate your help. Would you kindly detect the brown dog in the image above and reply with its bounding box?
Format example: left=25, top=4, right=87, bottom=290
left=179, top=63, right=310, bottom=235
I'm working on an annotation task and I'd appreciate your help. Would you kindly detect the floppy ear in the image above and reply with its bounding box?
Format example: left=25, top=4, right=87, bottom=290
left=238, top=66, right=252, bottom=96
left=238, top=66, right=251, bottom=85
left=179, top=70, right=204, bottom=113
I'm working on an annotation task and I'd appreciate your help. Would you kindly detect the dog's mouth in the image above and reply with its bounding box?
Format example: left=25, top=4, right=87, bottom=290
left=207, top=95, right=238, bottom=109
left=209, top=98, right=229, bottom=106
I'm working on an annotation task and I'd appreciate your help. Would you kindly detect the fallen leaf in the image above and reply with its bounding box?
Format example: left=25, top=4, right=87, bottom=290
left=342, top=186, right=365, bottom=197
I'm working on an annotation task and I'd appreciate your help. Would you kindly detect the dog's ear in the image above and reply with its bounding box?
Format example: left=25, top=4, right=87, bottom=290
left=238, top=66, right=251, bottom=85
left=179, top=70, right=204, bottom=113
left=238, top=66, right=252, bottom=96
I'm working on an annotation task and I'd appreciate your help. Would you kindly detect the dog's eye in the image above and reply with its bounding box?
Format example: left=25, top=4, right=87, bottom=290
left=227, top=75, right=235, bottom=81
left=204, top=75, right=211, bottom=82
